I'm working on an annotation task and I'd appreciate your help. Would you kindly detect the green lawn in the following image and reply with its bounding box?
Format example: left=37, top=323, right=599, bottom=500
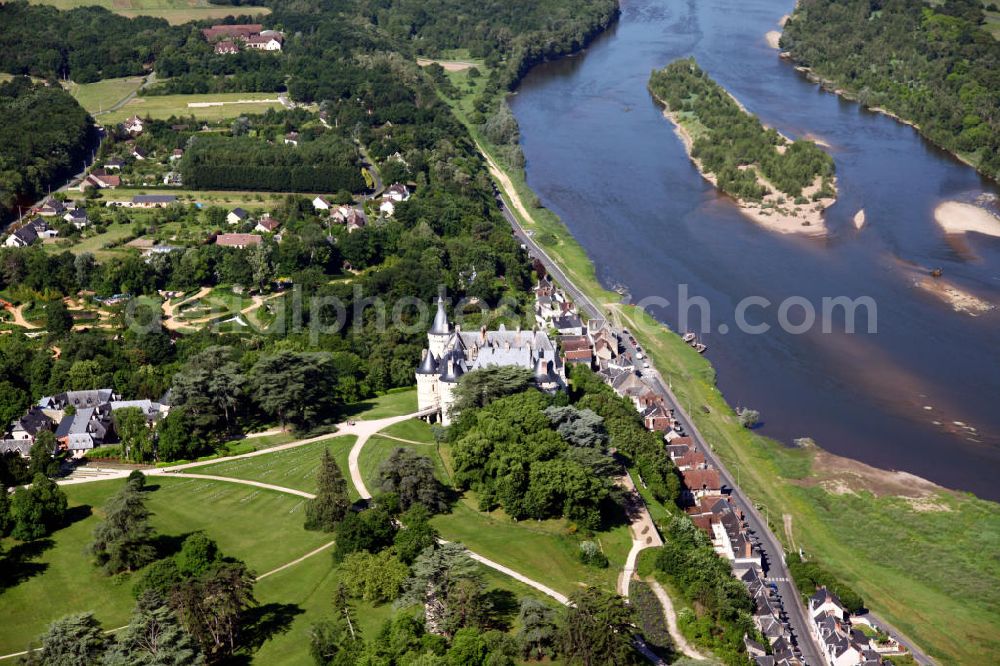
left=182, top=436, right=357, bottom=496
left=63, top=77, right=144, bottom=116
left=378, top=418, right=435, bottom=443
left=341, top=388, right=418, bottom=420
left=28, top=0, right=270, bottom=24
left=101, top=92, right=284, bottom=124
left=0, top=476, right=329, bottom=655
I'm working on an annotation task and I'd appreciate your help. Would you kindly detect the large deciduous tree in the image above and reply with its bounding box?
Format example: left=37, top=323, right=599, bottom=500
left=11, top=473, right=67, bottom=541
left=113, top=407, right=153, bottom=463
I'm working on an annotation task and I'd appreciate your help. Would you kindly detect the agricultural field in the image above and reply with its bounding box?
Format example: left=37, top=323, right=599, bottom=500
left=62, top=77, right=144, bottom=116
left=27, top=0, right=270, bottom=25
left=183, top=436, right=358, bottom=496
left=101, top=92, right=285, bottom=124
left=0, top=476, right=329, bottom=655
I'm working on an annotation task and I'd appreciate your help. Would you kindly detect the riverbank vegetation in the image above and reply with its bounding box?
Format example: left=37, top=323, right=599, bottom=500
left=648, top=58, right=836, bottom=213
left=782, top=0, right=1000, bottom=181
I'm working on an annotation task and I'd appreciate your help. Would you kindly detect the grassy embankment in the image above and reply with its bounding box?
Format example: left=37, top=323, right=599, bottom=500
left=27, top=0, right=270, bottom=25
left=429, top=56, right=1000, bottom=664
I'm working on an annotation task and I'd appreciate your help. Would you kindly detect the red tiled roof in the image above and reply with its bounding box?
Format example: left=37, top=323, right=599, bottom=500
left=215, top=233, right=262, bottom=247
left=682, top=468, right=721, bottom=491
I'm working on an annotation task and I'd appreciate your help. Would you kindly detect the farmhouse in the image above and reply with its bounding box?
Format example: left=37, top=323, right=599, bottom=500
left=4, top=220, right=51, bottom=248
left=215, top=40, right=240, bottom=55
left=64, top=207, right=89, bottom=229
left=79, top=170, right=120, bottom=190
left=201, top=23, right=264, bottom=41
left=312, top=196, right=332, bottom=211
left=416, top=297, right=565, bottom=425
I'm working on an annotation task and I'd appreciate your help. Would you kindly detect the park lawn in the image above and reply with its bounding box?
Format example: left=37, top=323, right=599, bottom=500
left=183, top=436, right=357, bottom=496
left=63, top=77, right=143, bottom=116
left=101, top=92, right=284, bottom=124
left=0, top=476, right=328, bottom=655
left=447, top=76, right=1000, bottom=663
left=379, top=418, right=435, bottom=443
left=28, top=0, right=270, bottom=24
left=342, top=388, right=418, bottom=420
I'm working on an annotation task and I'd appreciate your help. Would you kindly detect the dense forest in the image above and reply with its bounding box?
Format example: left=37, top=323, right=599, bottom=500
left=649, top=58, right=836, bottom=202
left=782, top=0, right=1000, bottom=180
left=0, top=78, right=95, bottom=222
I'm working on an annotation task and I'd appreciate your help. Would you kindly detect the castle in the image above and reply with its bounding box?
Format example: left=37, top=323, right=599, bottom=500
left=416, top=298, right=565, bottom=425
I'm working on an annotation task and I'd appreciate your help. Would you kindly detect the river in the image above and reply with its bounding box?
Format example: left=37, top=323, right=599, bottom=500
left=509, top=0, right=1000, bottom=500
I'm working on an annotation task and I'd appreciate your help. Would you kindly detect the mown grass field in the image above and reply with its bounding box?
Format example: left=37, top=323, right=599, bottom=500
left=183, top=436, right=357, bottom=496
left=28, top=0, right=270, bottom=24
left=439, top=60, right=1000, bottom=664
left=341, top=388, right=418, bottom=420
left=62, top=77, right=143, bottom=116
left=101, top=92, right=284, bottom=124
left=0, top=476, right=329, bottom=655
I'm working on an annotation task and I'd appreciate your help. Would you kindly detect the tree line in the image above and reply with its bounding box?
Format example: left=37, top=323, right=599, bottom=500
left=782, top=0, right=1000, bottom=181
left=649, top=58, right=836, bottom=201
left=0, top=78, right=96, bottom=223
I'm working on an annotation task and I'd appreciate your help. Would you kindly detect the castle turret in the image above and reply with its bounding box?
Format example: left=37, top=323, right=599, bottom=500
left=416, top=350, right=440, bottom=417
left=428, top=296, right=450, bottom=357
left=437, top=355, right=465, bottom=425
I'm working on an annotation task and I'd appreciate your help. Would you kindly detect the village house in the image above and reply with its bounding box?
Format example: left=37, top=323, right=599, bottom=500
left=559, top=334, right=594, bottom=367
left=246, top=33, right=284, bottom=51
left=416, top=298, right=565, bottom=425
left=332, top=205, right=367, bottom=231
left=104, top=157, right=125, bottom=170
left=312, top=196, right=332, bottom=211
left=132, top=146, right=148, bottom=161
left=255, top=216, right=280, bottom=234
left=809, top=588, right=884, bottom=666
left=123, top=115, right=144, bottom=135
left=63, top=207, right=89, bottom=229
left=216, top=233, right=262, bottom=249
left=36, top=198, right=66, bottom=217
left=4, top=219, right=53, bottom=248
left=79, top=170, right=120, bottom=191
left=227, top=207, right=250, bottom=225
left=284, top=131, right=299, bottom=146
left=170, top=149, right=184, bottom=161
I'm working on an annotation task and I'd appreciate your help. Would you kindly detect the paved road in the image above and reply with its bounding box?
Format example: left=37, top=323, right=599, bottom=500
left=488, top=167, right=824, bottom=665
left=863, top=612, right=935, bottom=666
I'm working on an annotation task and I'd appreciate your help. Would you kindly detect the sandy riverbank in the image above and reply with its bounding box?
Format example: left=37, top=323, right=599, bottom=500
left=934, top=201, right=1000, bottom=238
left=853, top=209, right=865, bottom=229
left=916, top=277, right=995, bottom=316
left=660, top=106, right=833, bottom=235
left=765, top=30, right=782, bottom=49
